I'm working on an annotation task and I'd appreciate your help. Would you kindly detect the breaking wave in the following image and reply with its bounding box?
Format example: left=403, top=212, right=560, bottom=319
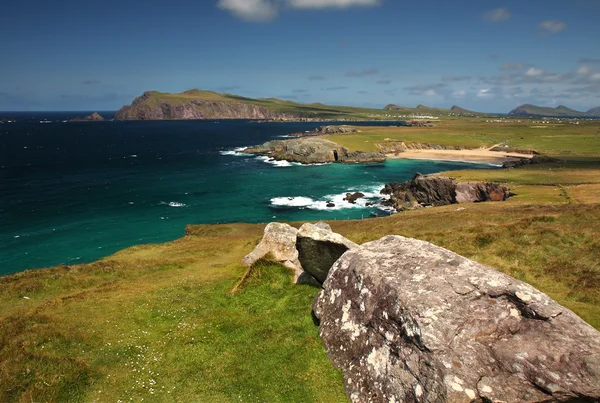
left=270, top=185, right=393, bottom=212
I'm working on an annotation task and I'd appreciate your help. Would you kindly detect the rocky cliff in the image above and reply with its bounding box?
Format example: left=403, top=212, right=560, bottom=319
left=244, top=137, right=386, bottom=164
left=381, top=173, right=510, bottom=211
left=375, top=141, right=461, bottom=155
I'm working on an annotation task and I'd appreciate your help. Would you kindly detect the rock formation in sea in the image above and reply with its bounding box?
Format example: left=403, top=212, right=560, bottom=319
left=313, top=235, right=600, bottom=402
left=343, top=192, right=365, bottom=204
left=381, top=173, right=510, bottom=212
left=70, top=112, right=105, bottom=122
left=244, top=137, right=386, bottom=164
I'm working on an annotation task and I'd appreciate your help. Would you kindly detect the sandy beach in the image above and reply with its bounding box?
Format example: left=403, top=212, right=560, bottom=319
left=386, top=148, right=535, bottom=165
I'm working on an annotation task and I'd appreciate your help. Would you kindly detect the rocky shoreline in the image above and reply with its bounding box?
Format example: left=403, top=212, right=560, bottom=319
left=381, top=173, right=510, bottom=212
left=244, top=137, right=386, bottom=164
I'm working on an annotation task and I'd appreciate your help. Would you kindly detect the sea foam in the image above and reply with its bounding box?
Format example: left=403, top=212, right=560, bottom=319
left=270, top=184, right=392, bottom=211
left=160, top=201, right=187, bottom=207
left=219, top=147, right=253, bottom=156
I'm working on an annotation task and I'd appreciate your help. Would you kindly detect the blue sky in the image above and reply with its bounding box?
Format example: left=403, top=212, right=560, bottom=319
left=1, top=0, right=599, bottom=112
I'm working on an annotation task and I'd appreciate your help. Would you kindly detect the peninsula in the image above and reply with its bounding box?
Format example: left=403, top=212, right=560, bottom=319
left=114, top=89, right=600, bottom=121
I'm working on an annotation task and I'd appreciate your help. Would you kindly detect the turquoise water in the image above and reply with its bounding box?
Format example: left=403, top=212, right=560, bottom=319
left=0, top=115, right=495, bottom=275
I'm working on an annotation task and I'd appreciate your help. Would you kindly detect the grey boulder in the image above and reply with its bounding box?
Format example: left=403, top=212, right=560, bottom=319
left=314, top=221, right=332, bottom=231
left=242, top=222, right=303, bottom=280
left=314, top=235, right=600, bottom=403
left=296, top=223, right=358, bottom=284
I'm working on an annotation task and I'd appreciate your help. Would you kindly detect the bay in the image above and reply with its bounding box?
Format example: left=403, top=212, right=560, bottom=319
left=0, top=114, right=494, bottom=275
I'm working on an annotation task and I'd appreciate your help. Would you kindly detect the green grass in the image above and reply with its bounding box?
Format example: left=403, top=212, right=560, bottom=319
left=327, top=120, right=600, bottom=155
left=0, top=229, right=345, bottom=402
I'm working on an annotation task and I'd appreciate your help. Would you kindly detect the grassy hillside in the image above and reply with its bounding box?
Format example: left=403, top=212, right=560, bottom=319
left=508, top=103, right=594, bottom=117
left=117, top=90, right=492, bottom=120
left=327, top=119, right=600, bottom=155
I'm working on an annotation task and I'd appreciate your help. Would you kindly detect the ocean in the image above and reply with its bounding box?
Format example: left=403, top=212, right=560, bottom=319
left=0, top=113, right=495, bottom=275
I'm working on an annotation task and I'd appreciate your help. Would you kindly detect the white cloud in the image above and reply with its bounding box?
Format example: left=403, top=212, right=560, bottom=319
left=525, top=67, right=545, bottom=77
left=218, top=0, right=380, bottom=21
left=217, top=0, right=278, bottom=21
left=540, top=20, right=567, bottom=33
left=288, top=0, right=380, bottom=8
left=484, top=8, right=511, bottom=22
left=591, top=73, right=600, bottom=81
left=424, top=89, right=437, bottom=96
left=477, top=89, right=492, bottom=98
left=577, top=65, right=593, bottom=75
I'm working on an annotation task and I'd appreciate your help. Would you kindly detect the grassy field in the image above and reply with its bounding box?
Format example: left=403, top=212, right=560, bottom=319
left=327, top=119, right=600, bottom=155
left=2, top=118, right=600, bottom=401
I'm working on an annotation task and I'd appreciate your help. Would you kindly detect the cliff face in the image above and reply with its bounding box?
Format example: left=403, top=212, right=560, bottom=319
left=381, top=173, right=510, bottom=211
left=375, top=141, right=461, bottom=154
left=114, top=91, right=296, bottom=121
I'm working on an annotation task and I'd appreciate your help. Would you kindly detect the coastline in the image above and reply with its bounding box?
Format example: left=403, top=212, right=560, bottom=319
left=385, top=148, right=535, bottom=165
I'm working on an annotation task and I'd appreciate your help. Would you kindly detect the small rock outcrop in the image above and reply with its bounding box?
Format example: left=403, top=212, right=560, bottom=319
left=344, top=192, right=365, bottom=204
left=381, top=173, right=510, bottom=212
left=85, top=112, right=104, bottom=121
left=242, top=223, right=304, bottom=281
left=318, top=125, right=358, bottom=135
left=455, top=182, right=510, bottom=203
left=244, top=137, right=386, bottom=164
left=314, top=235, right=600, bottom=403
left=296, top=223, right=358, bottom=284
left=70, top=112, right=104, bottom=122
left=502, top=155, right=559, bottom=169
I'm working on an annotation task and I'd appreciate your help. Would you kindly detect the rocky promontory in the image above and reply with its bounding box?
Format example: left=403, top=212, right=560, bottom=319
left=382, top=173, right=510, bottom=211
left=114, top=91, right=297, bottom=121
left=69, top=112, right=105, bottom=122
left=244, top=137, right=386, bottom=164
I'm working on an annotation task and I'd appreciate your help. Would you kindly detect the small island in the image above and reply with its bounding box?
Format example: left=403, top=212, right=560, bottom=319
left=69, top=112, right=105, bottom=122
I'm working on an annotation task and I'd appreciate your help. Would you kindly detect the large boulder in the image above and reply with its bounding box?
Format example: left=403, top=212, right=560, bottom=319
left=242, top=223, right=303, bottom=280
left=314, top=235, right=600, bottom=403
left=381, top=173, right=457, bottom=211
left=296, top=223, right=358, bottom=284
left=455, top=182, right=510, bottom=203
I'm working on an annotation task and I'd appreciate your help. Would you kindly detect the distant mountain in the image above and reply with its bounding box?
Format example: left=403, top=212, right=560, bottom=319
left=450, top=105, right=477, bottom=114
left=508, top=104, right=598, bottom=117
left=383, top=104, right=459, bottom=115
left=383, top=104, right=409, bottom=111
